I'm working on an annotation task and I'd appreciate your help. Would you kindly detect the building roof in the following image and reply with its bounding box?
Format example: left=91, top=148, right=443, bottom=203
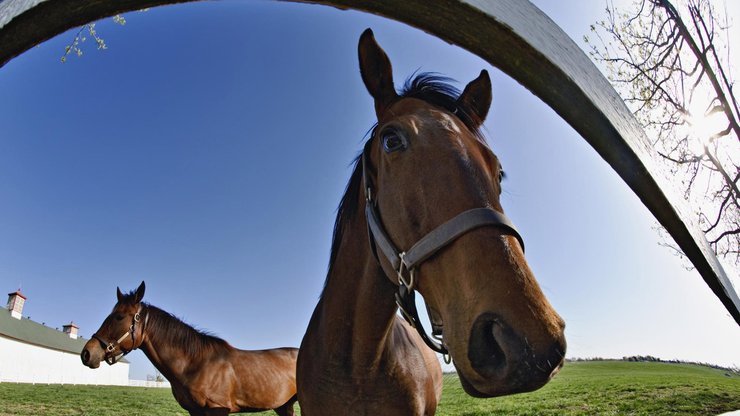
left=0, top=309, right=128, bottom=362
left=7, top=290, right=26, bottom=300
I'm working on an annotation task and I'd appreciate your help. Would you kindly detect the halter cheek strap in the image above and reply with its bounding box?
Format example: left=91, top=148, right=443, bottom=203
left=361, top=145, right=525, bottom=357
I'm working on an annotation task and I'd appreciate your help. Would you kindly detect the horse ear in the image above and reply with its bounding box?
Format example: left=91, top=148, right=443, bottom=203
left=134, top=281, right=146, bottom=303
left=358, top=28, right=398, bottom=118
left=457, top=70, right=492, bottom=128
left=116, top=287, right=124, bottom=303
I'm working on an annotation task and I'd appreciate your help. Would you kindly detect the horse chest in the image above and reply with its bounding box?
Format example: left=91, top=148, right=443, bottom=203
left=170, top=383, right=202, bottom=411
left=171, top=380, right=232, bottom=412
left=303, top=370, right=429, bottom=416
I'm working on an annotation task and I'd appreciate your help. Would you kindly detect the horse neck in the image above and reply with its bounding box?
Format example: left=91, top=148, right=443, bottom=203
left=137, top=306, right=212, bottom=384
left=315, top=196, right=401, bottom=369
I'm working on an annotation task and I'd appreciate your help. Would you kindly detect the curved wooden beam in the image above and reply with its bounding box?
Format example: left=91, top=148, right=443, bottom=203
left=1, top=0, right=738, bottom=324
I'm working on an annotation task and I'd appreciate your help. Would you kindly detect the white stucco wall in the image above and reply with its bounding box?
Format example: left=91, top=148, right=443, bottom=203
left=0, top=335, right=129, bottom=385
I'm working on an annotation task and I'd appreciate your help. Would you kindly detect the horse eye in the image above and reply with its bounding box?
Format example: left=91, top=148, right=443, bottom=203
left=115, top=314, right=124, bottom=321
left=381, top=130, right=407, bottom=153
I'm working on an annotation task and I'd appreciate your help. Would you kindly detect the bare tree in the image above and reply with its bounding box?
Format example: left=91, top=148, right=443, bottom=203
left=586, top=0, right=740, bottom=272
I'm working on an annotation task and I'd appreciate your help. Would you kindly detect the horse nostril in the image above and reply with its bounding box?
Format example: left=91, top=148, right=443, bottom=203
left=468, top=313, right=568, bottom=386
left=468, top=314, right=508, bottom=378
left=81, top=349, right=90, bottom=364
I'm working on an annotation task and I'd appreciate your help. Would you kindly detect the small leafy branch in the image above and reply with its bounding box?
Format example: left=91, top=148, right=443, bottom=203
left=60, top=14, right=127, bottom=63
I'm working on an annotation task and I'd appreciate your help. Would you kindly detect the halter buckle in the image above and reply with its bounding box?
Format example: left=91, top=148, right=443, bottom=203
left=397, top=253, right=415, bottom=291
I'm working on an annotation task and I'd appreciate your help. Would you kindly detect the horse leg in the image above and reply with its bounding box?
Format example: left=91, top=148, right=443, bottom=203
left=273, top=395, right=298, bottom=416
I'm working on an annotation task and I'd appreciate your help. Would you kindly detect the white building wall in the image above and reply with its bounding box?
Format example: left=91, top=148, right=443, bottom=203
left=0, top=335, right=129, bottom=385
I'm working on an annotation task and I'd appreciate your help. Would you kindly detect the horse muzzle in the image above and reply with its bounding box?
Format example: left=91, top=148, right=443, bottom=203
left=81, top=339, right=104, bottom=369
left=455, top=312, right=566, bottom=397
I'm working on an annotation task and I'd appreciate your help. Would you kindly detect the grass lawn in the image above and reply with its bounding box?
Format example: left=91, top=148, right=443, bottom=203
left=0, top=361, right=737, bottom=415
left=437, top=361, right=740, bottom=415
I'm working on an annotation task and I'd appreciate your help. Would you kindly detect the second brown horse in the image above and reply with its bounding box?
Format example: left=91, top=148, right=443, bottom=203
left=81, top=282, right=298, bottom=416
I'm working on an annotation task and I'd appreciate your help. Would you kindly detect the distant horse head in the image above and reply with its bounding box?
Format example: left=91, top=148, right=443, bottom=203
left=358, top=29, right=566, bottom=397
left=81, top=281, right=146, bottom=368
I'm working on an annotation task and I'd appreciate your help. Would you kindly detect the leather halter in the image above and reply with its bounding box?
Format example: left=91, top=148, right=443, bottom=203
left=92, top=306, right=148, bottom=365
left=361, top=141, right=524, bottom=356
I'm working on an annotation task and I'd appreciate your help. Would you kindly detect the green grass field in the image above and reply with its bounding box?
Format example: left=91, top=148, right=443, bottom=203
left=0, top=361, right=738, bottom=415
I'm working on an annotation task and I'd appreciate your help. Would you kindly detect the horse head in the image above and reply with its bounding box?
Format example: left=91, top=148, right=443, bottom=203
left=358, top=29, right=566, bottom=397
left=81, top=281, right=147, bottom=368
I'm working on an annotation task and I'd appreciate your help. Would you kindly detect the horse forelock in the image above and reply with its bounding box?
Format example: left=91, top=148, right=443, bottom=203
left=399, top=72, right=487, bottom=141
left=117, top=289, right=139, bottom=305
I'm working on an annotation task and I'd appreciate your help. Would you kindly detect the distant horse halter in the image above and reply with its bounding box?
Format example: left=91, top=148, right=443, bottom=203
left=91, top=304, right=148, bottom=365
left=361, top=144, right=524, bottom=355
left=82, top=282, right=298, bottom=416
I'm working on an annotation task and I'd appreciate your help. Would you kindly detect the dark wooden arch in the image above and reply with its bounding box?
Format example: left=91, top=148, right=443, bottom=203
left=1, top=0, right=738, bottom=324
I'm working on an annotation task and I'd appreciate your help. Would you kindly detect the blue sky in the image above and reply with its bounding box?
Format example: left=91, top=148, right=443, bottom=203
left=1, top=0, right=738, bottom=380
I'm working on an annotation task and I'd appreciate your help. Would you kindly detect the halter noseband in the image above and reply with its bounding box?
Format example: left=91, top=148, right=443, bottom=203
left=92, top=306, right=148, bottom=365
left=361, top=142, right=524, bottom=357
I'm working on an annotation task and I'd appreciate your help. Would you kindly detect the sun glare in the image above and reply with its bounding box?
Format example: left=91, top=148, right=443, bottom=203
left=685, top=97, right=727, bottom=156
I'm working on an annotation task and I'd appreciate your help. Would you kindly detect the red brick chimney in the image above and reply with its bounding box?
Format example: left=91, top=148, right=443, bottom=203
left=6, top=290, right=26, bottom=320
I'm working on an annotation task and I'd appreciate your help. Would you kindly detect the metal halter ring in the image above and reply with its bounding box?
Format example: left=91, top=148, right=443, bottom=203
left=397, top=253, right=415, bottom=290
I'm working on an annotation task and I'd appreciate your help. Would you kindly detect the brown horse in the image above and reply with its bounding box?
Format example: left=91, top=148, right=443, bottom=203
left=81, top=282, right=298, bottom=416
left=297, top=29, right=567, bottom=415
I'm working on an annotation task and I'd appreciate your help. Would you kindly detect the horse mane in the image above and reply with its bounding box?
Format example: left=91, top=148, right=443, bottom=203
left=118, top=290, right=231, bottom=355
left=143, top=304, right=232, bottom=356
left=325, top=153, right=364, bottom=282
left=323, top=72, right=487, bottom=287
